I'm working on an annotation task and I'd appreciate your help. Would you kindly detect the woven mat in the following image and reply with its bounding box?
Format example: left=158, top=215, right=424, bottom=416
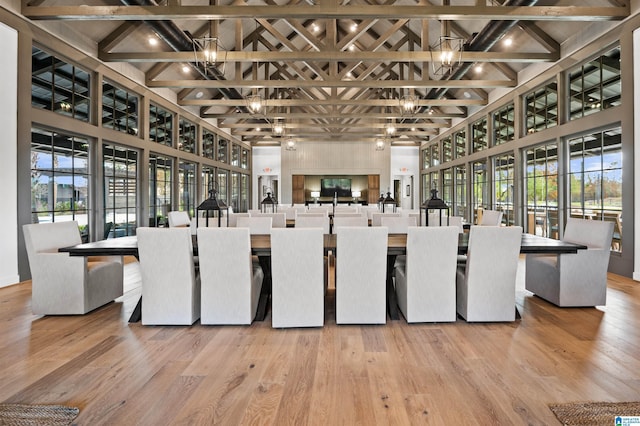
left=0, top=404, right=79, bottom=426
left=549, top=401, right=640, bottom=425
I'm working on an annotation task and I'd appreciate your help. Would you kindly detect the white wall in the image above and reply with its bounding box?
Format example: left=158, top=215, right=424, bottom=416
left=0, top=22, right=19, bottom=287
left=390, top=146, right=420, bottom=211
left=252, top=146, right=281, bottom=208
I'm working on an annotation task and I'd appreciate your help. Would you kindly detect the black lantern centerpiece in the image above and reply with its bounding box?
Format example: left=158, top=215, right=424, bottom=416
left=261, top=187, right=277, bottom=213
left=377, top=193, right=385, bottom=211
left=381, top=191, right=397, bottom=213
left=422, top=188, right=449, bottom=226
left=197, top=181, right=229, bottom=227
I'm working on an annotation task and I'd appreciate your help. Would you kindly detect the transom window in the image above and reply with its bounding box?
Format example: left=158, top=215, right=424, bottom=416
left=472, top=118, right=488, bottom=153
left=102, top=81, right=138, bottom=136
left=149, top=103, right=173, bottom=147
left=218, top=138, right=229, bottom=163
left=568, top=46, right=621, bottom=120
left=31, top=47, right=90, bottom=123
left=202, top=129, right=215, bottom=160
left=178, top=118, right=197, bottom=154
left=442, top=137, right=452, bottom=163
left=493, top=103, right=515, bottom=146
left=525, top=81, right=558, bottom=134
left=454, top=130, right=466, bottom=158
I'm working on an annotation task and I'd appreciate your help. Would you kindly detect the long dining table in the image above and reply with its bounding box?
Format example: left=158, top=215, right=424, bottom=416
left=60, top=232, right=587, bottom=323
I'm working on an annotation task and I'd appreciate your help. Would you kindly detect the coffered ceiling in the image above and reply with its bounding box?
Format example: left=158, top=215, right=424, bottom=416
left=22, top=0, right=630, bottom=146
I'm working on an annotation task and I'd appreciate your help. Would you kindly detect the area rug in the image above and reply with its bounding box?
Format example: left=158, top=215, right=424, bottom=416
left=0, top=403, right=79, bottom=426
left=549, top=401, right=640, bottom=425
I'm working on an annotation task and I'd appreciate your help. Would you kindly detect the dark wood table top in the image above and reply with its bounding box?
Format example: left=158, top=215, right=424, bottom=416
left=60, top=232, right=587, bottom=257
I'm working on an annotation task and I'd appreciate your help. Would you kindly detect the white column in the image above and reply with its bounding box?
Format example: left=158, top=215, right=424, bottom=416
left=0, top=22, right=19, bottom=287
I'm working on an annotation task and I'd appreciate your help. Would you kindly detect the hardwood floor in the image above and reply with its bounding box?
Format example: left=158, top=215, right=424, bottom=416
left=1, top=259, right=639, bottom=425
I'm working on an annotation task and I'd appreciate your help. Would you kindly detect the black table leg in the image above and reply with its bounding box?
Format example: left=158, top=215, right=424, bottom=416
left=129, top=296, right=142, bottom=322
left=255, top=256, right=272, bottom=321
left=386, top=254, right=400, bottom=320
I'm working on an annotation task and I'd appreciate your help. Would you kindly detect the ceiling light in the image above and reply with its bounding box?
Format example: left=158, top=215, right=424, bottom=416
left=463, top=91, right=471, bottom=99
left=256, top=127, right=261, bottom=132
left=350, top=23, right=358, bottom=32
left=385, top=122, right=396, bottom=136
left=349, top=44, right=355, bottom=51
left=474, top=64, right=483, bottom=73
left=195, top=91, right=203, bottom=99
left=346, top=71, right=353, bottom=78
left=399, top=95, right=418, bottom=116
left=503, top=37, right=513, bottom=47
left=192, top=37, right=226, bottom=76
left=148, top=37, right=158, bottom=46
left=431, top=35, right=464, bottom=75
left=245, top=93, right=264, bottom=116
left=182, top=65, right=190, bottom=74
left=285, top=137, right=296, bottom=151
left=312, top=23, right=319, bottom=32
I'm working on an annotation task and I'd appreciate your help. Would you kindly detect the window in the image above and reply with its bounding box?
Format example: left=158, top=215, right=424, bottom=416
left=31, top=47, right=90, bottom=122
left=149, top=154, right=172, bottom=227
left=471, top=160, right=487, bottom=224
left=30, top=128, right=91, bottom=239
left=493, top=153, right=515, bottom=226
left=201, top=165, right=216, bottom=204
left=442, top=168, right=453, bottom=207
left=524, top=143, right=558, bottom=238
left=102, top=81, right=138, bottom=136
left=454, top=164, right=467, bottom=219
left=218, top=138, right=229, bottom=163
left=202, top=129, right=215, bottom=160
left=422, top=148, right=431, bottom=169
left=241, top=147, right=249, bottom=169
left=178, top=118, right=197, bottom=154
left=568, top=46, right=621, bottom=120
left=178, top=161, right=196, bottom=216
left=493, top=103, right=515, bottom=146
left=472, top=118, right=488, bottom=153
left=149, top=103, right=173, bottom=147
left=240, top=174, right=250, bottom=212
left=429, top=171, right=439, bottom=195
left=217, top=169, right=229, bottom=205
left=103, top=143, right=138, bottom=238
left=430, top=144, right=440, bottom=167
left=231, top=171, right=240, bottom=211
left=525, top=81, right=558, bottom=134
left=569, top=127, right=622, bottom=251
left=442, top=137, right=452, bottom=163
left=231, top=144, right=240, bottom=167
left=454, top=130, right=466, bottom=158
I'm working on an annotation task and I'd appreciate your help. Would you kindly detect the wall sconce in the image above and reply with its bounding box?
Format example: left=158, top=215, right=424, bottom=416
left=375, top=139, right=385, bottom=151
left=352, top=191, right=361, bottom=203
left=310, top=191, right=320, bottom=203
left=285, top=137, right=296, bottom=151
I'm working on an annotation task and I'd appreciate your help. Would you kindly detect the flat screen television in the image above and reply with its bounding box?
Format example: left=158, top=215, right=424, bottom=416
left=320, top=178, right=352, bottom=197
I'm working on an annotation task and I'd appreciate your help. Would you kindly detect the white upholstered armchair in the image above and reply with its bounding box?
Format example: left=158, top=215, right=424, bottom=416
left=23, top=221, right=123, bottom=315
left=525, top=218, right=614, bottom=307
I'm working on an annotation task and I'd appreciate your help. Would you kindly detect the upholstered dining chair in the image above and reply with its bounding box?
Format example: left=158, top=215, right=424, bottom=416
left=23, top=221, right=124, bottom=315
left=295, top=215, right=330, bottom=234
left=250, top=212, right=286, bottom=228
left=335, top=226, right=388, bottom=324
left=371, top=212, right=401, bottom=227
left=271, top=228, right=325, bottom=328
left=236, top=216, right=273, bottom=234
left=456, top=225, right=523, bottom=322
left=168, top=210, right=191, bottom=228
left=480, top=210, right=503, bottom=226
left=227, top=212, right=249, bottom=227
left=137, top=227, right=200, bottom=325
left=380, top=216, right=417, bottom=233
left=197, top=227, right=264, bottom=325
left=395, top=226, right=459, bottom=322
left=333, top=215, right=368, bottom=233
left=525, top=218, right=614, bottom=307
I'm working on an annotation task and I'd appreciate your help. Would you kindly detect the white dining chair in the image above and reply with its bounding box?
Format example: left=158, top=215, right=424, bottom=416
left=525, top=218, right=614, bottom=307
left=228, top=212, right=250, bottom=227
left=250, top=212, right=286, bottom=228
left=236, top=216, right=273, bottom=234
left=137, top=227, right=200, bottom=325
left=332, top=215, right=368, bottom=233
left=480, top=210, right=503, bottom=226
left=395, top=226, right=459, bottom=322
left=456, top=226, right=522, bottom=322
left=336, top=226, right=388, bottom=324
left=295, top=215, right=330, bottom=234
left=271, top=228, right=325, bottom=328
left=380, top=216, right=417, bottom=233
left=372, top=212, right=401, bottom=226
left=197, top=227, right=264, bottom=325
left=22, top=221, right=124, bottom=315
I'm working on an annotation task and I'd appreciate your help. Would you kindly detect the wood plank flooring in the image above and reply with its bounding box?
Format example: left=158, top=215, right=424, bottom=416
left=1, top=258, right=640, bottom=425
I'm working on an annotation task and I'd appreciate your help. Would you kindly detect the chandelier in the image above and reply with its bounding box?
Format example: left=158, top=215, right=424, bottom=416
left=245, top=93, right=264, bottom=116
left=399, top=94, right=418, bottom=116
left=192, top=37, right=226, bottom=75
left=272, top=118, right=285, bottom=137
left=431, top=35, right=464, bottom=75
left=285, top=137, right=296, bottom=151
